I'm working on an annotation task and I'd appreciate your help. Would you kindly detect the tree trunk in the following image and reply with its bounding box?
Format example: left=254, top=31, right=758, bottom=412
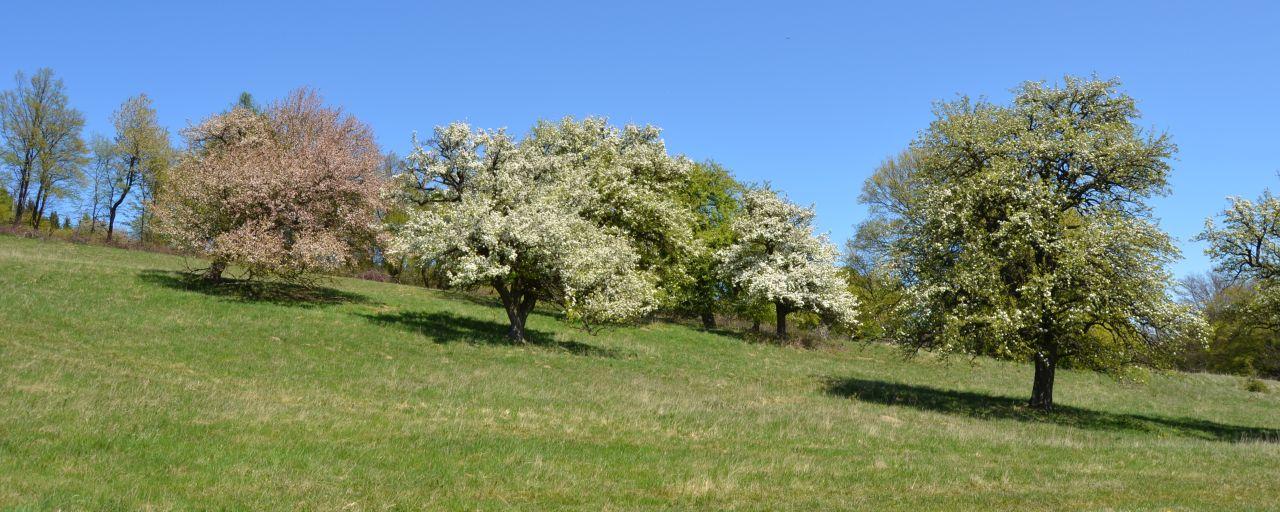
left=1029, top=350, right=1057, bottom=410
left=106, top=206, right=119, bottom=241
left=12, top=158, right=31, bottom=227
left=751, top=318, right=761, bottom=333
left=205, top=260, right=227, bottom=282
left=775, top=301, right=790, bottom=340
left=700, top=310, right=716, bottom=329
left=505, top=305, right=528, bottom=343
left=32, top=191, right=48, bottom=230
left=494, top=279, right=537, bottom=344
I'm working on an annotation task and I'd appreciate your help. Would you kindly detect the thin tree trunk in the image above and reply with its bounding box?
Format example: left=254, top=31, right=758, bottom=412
left=12, top=158, right=32, bottom=226
left=751, top=318, right=761, bottom=333
left=1029, top=349, right=1057, bottom=410
left=106, top=206, right=119, bottom=241
left=775, top=301, right=790, bottom=340
left=30, top=185, right=46, bottom=229
left=33, top=190, right=49, bottom=230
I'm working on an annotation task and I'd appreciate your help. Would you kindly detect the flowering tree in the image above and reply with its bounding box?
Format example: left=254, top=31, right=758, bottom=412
left=388, top=118, right=692, bottom=343
left=1198, top=185, right=1280, bottom=330
left=867, top=76, right=1204, bottom=409
left=718, top=188, right=859, bottom=339
left=155, top=89, right=384, bottom=282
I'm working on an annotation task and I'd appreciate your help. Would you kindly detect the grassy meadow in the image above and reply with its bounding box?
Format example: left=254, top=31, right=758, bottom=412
left=1, top=235, right=1278, bottom=510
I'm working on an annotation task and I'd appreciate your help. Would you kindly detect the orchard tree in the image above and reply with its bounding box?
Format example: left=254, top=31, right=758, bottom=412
left=869, top=76, right=1203, bottom=409
left=389, top=118, right=692, bottom=343
left=719, top=188, right=859, bottom=339
left=155, top=88, right=384, bottom=282
left=105, top=94, right=170, bottom=241
left=1199, top=186, right=1280, bottom=287
left=1198, top=183, right=1280, bottom=335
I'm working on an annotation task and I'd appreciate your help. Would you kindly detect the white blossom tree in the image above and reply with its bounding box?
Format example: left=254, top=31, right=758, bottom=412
left=388, top=118, right=692, bottom=343
left=1198, top=185, right=1280, bottom=330
left=718, top=188, right=859, bottom=339
left=866, top=76, right=1205, bottom=409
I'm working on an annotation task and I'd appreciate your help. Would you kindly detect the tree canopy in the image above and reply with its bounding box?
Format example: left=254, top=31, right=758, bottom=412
left=388, top=117, right=693, bottom=342
left=861, top=76, right=1204, bottom=408
left=719, top=187, right=859, bottom=339
left=155, top=89, right=384, bottom=281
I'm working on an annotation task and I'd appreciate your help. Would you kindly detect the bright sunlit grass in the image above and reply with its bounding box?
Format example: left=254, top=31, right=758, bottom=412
left=1, top=235, right=1278, bottom=510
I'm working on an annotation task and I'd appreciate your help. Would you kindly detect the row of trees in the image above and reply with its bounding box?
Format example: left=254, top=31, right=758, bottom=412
left=0, top=69, right=171, bottom=241
left=5, top=69, right=1279, bottom=408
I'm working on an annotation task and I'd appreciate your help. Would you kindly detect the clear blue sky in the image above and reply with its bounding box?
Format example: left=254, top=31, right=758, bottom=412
left=3, top=0, right=1278, bottom=277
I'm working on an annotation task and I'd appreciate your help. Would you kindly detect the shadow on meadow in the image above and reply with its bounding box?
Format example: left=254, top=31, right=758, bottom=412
left=138, top=270, right=369, bottom=308
left=360, top=309, right=625, bottom=358
left=823, top=377, right=1280, bottom=443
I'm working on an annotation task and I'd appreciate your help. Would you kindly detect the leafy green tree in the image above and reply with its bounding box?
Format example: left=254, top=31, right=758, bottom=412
left=0, top=188, right=11, bottom=223
left=1177, top=272, right=1279, bottom=377
left=104, top=94, right=170, bottom=241
left=669, top=160, right=745, bottom=328
left=1, top=69, right=84, bottom=227
left=847, top=150, right=924, bottom=340
left=867, top=76, right=1203, bottom=409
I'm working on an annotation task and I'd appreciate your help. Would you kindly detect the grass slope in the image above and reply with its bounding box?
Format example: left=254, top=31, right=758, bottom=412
left=1, top=235, right=1278, bottom=511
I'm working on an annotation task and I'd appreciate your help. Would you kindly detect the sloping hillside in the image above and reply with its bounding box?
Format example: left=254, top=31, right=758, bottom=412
left=1, top=235, right=1278, bottom=510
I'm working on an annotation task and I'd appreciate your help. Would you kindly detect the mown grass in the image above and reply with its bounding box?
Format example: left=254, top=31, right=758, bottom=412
left=1, top=235, right=1278, bottom=511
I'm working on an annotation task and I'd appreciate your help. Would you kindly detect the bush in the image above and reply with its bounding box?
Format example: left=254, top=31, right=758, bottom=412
left=1245, top=377, right=1270, bottom=393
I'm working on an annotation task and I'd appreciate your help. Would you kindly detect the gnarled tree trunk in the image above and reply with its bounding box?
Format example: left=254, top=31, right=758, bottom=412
left=494, top=278, right=537, bottom=344
left=205, top=260, right=227, bottom=282
left=1029, top=348, right=1057, bottom=410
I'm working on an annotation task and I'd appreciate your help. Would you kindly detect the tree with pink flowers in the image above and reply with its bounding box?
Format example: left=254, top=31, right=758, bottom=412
left=155, top=89, right=384, bottom=282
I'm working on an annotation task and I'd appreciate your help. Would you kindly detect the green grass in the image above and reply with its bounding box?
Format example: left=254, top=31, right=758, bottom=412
left=2, top=235, right=1278, bottom=511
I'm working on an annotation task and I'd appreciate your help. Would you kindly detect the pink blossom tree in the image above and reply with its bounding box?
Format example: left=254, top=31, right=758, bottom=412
left=155, top=89, right=384, bottom=282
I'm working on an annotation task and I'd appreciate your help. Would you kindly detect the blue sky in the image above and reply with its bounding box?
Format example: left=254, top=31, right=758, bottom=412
left=3, top=0, right=1278, bottom=277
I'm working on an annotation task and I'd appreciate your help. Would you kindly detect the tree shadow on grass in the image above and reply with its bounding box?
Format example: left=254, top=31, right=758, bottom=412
left=360, top=310, right=625, bottom=358
left=823, top=377, right=1280, bottom=443
left=138, top=270, right=368, bottom=308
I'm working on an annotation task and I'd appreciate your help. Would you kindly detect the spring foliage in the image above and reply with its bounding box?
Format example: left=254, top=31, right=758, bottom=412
left=155, top=89, right=383, bottom=280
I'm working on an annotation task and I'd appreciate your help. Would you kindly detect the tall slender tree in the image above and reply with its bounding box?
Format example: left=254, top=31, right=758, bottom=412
left=83, top=134, right=116, bottom=234
left=104, top=94, right=169, bottom=241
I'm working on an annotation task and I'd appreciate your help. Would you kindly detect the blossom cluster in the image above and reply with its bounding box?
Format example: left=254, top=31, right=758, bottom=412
left=388, top=118, right=692, bottom=325
left=718, top=188, right=860, bottom=329
left=154, top=89, right=384, bottom=280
